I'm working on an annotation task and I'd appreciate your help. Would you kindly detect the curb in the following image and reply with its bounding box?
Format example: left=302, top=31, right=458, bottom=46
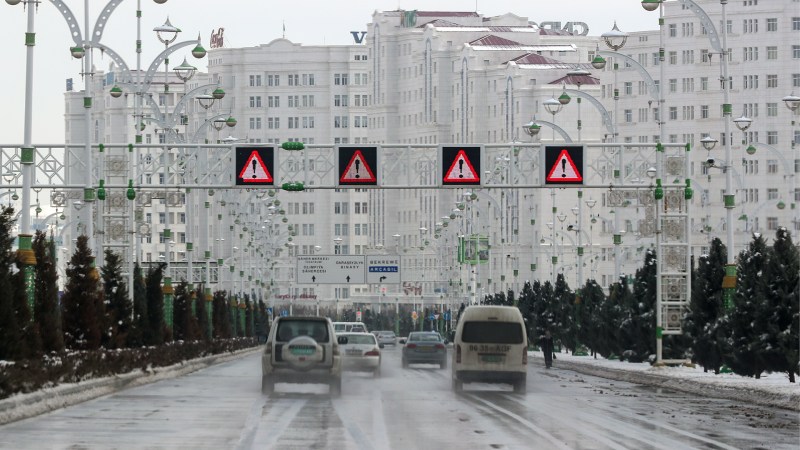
left=536, top=354, right=800, bottom=412
left=0, top=347, right=262, bottom=426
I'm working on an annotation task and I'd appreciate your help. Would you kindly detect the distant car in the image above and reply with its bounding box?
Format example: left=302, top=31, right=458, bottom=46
left=402, top=331, right=447, bottom=369
left=332, top=321, right=369, bottom=334
left=398, top=336, right=408, bottom=344
left=339, top=332, right=383, bottom=376
left=374, top=330, right=397, bottom=346
left=261, top=316, right=347, bottom=397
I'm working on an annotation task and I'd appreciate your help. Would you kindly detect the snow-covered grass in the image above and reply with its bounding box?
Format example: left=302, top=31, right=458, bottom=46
left=530, top=349, right=800, bottom=411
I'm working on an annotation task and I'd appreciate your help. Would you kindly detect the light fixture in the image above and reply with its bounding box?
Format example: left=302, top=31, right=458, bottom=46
left=543, top=97, right=562, bottom=116
left=173, top=57, right=197, bottom=82
left=701, top=136, right=718, bottom=151
left=781, top=93, right=800, bottom=112
left=601, top=22, right=628, bottom=51
left=646, top=167, right=657, bottom=179
left=154, top=17, right=180, bottom=45
left=196, top=94, right=215, bottom=109
left=641, top=0, right=661, bottom=12
left=733, top=115, right=752, bottom=132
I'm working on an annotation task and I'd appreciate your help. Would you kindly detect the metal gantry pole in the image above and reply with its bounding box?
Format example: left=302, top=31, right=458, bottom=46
left=82, top=0, right=96, bottom=264
left=17, top=0, right=38, bottom=312
left=719, top=0, right=737, bottom=309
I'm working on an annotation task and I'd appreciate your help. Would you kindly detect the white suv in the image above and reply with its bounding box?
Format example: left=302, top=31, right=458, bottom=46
left=261, top=316, right=347, bottom=397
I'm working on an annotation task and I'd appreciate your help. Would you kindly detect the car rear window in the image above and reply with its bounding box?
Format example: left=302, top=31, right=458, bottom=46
left=343, top=334, right=376, bottom=345
left=409, top=333, right=440, bottom=342
left=461, top=321, right=523, bottom=344
left=276, top=320, right=329, bottom=343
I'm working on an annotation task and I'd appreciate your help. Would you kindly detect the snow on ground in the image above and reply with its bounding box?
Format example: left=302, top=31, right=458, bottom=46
left=531, top=349, right=800, bottom=411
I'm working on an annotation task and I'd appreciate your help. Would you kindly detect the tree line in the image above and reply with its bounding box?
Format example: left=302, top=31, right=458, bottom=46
left=0, top=206, right=270, bottom=362
left=478, top=230, right=798, bottom=383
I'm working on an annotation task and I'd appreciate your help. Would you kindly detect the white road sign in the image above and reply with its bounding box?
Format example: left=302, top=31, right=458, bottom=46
left=296, top=255, right=366, bottom=284
left=366, top=255, right=402, bottom=284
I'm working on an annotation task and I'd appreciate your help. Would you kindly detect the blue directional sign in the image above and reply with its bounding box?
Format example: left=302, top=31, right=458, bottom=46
left=281, top=309, right=288, bottom=317
left=366, top=256, right=401, bottom=284
left=429, top=314, right=436, bottom=321
left=444, top=311, right=451, bottom=321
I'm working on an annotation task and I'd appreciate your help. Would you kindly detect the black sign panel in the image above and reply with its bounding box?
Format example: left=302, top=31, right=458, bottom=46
left=441, top=145, right=481, bottom=186
left=235, top=146, right=275, bottom=187
left=338, top=146, right=378, bottom=185
left=544, top=145, right=584, bottom=185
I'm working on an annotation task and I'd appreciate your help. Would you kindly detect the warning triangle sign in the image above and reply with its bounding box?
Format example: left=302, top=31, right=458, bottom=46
left=444, top=150, right=479, bottom=183
left=340, top=150, right=376, bottom=183
left=239, top=150, right=273, bottom=183
left=546, top=149, right=582, bottom=182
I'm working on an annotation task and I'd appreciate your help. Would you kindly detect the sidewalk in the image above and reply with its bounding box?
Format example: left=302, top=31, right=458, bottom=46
left=529, top=350, right=800, bottom=411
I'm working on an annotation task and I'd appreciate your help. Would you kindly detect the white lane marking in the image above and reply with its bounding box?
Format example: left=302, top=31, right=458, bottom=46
left=370, top=389, right=391, bottom=449
left=467, top=394, right=572, bottom=450
left=234, top=396, right=268, bottom=450
left=331, top=399, right=373, bottom=450
left=248, top=398, right=307, bottom=449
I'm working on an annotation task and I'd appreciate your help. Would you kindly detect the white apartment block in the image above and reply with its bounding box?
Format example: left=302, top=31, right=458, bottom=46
left=64, top=2, right=799, bottom=310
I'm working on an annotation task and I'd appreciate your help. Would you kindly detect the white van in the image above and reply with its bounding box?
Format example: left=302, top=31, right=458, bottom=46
left=451, top=305, right=528, bottom=393
left=332, top=321, right=369, bottom=334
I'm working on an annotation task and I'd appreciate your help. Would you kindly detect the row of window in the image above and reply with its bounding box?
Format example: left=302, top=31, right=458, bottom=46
left=247, top=73, right=369, bottom=87
left=607, top=74, right=800, bottom=99
left=667, top=17, right=799, bottom=37
left=248, top=94, right=371, bottom=109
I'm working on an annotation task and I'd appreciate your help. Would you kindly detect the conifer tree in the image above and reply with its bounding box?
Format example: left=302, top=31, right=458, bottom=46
left=212, top=290, right=232, bottom=339
left=578, top=279, right=605, bottom=358
left=144, top=262, right=166, bottom=345
left=620, top=249, right=657, bottom=362
left=101, top=249, right=131, bottom=348
left=597, top=279, right=626, bottom=358
left=128, top=262, right=148, bottom=347
left=761, top=228, right=799, bottom=382
left=726, top=233, right=769, bottom=378
left=33, top=232, right=63, bottom=353
left=195, top=285, right=210, bottom=341
left=172, top=281, right=192, bottom=341
left=61, top=235, right=103, bottom=350
left=0, top=206, right=22, bottom=360
left=517, top=281, right=535, bottom=342
left=11, top=241, right=41, bottom=359
left=552, top=274, right=575, bottom=352
left=686, top=237, right=726, bottom=373
left=245, top=297, right=254, bottom=337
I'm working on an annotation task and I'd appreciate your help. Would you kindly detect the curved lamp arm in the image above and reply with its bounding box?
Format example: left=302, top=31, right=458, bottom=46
left=563, top=89, right=615, bottom=135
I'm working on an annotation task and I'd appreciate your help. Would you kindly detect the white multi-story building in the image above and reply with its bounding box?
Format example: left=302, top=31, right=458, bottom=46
left=65, top=2, right=799, bottom=310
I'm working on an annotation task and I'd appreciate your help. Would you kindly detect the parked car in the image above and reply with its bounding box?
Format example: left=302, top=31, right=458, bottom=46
left=451, top=305, right=528, bottom=394
left=402, top=331, right=447, bottom=369
left=374, top=330, right=397, bottom=346
left=339, top=332, right=383, bottom=376
left=261, top=316, right=347, bottom=397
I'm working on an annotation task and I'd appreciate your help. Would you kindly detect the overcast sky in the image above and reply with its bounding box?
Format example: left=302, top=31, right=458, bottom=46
left=0, top=0, right=656, bottom=144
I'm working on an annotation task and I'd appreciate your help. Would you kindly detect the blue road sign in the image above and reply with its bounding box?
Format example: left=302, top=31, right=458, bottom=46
left=281, top=309, right=288, bottom=317
left=429, top=314, right=435, bottom=321
left=267, top=307, right=273, bottom=314
left=444, top=311, right=451, bottom=321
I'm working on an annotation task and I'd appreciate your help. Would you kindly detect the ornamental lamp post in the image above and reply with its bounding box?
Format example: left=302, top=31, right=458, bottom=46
left=543, top=98, right=563, bottom=142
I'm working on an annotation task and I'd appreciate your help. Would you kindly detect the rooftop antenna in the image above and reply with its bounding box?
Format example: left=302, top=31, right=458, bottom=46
left=282, top=20, right=286, bottom=39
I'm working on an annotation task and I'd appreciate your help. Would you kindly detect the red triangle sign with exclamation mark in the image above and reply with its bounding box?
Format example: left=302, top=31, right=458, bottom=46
left=340, top=150, right=376, bottom=183
left=239, top=150, right=273, bottom=183
left=443, top=150, right=479, bottom=183
left=546, top=149, right=582, bottom=182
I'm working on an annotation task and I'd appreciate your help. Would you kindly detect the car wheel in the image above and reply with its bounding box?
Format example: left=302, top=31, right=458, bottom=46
left=513, top=378, right=527, bottom=394
left=452, top=378, right=463, bottom=393
left=261, top=375, right=274, bottom=395
left=329, top=377, right=342, bottom=398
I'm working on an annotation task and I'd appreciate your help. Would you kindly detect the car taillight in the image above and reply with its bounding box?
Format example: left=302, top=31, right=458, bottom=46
left=522, top=347, right=528, bottom=364
left=365, top=349, right=380, bottom=356
left=406, top=343, right=417, bottom=349
left=456, top=344, right=461, bottom=363
left=435, top=343, right=445, bottom=349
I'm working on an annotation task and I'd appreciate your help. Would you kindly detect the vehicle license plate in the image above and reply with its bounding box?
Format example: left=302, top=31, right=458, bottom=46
left=290, top=346, right=315, bottom=356
left=481, top=354, right=503, bottom=363
left=417, top=347, right=434, bottom=352
left=346, top=349, right=361, bottom=356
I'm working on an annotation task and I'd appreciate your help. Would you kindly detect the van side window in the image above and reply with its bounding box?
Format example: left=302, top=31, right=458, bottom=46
left=461, top=322, right=523, bottom=344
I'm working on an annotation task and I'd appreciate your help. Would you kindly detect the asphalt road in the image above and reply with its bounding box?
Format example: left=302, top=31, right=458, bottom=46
left=1, top=346, right=797, bottom=449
